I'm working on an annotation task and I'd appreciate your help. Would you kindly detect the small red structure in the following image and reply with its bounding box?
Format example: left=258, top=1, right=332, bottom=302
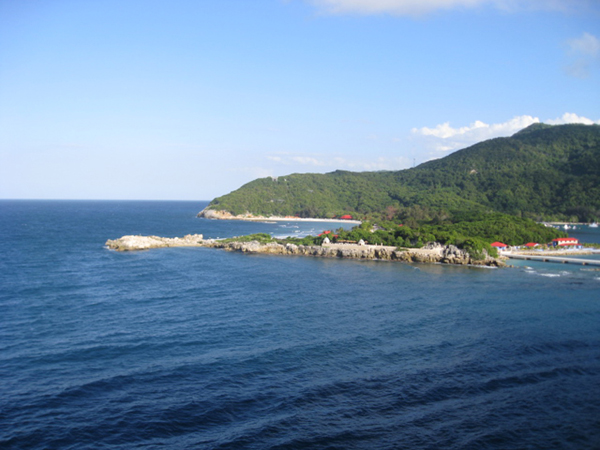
left=490, top=241, right=508, bottom=249
left=552, top=237, right=579, bottom=247
left=340, top=215, right=353, bottom=220
left=524, top=242, right=538, bottom=248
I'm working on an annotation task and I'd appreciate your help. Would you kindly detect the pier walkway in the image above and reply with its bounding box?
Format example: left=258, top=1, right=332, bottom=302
left=505, top=254, right=600, bottom=266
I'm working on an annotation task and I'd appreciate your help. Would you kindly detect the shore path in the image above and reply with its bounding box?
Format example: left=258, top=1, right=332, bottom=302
left=504, top=249, right=600, bottom=257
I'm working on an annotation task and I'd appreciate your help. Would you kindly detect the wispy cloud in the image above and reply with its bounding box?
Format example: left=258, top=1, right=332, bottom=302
left=307, top=0, right=584, bottom=16
left=412, top=113, right=600, bottom=154
left=564, top=32, right=600, bottom=78
left=267, top=152, right=410, bottom=171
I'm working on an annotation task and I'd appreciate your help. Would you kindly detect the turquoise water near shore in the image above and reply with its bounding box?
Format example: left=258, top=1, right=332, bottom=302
left=1, top=200, right=599, bottom=449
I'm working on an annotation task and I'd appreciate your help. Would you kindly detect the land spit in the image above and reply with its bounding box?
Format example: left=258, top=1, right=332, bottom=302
left=105, top=235, right=505, bottom=267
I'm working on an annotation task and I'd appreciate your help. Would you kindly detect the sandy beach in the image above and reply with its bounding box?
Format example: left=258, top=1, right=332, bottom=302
left=197, top=208, right=361, bottom=224
left=241, top=216, right=362, bottom=225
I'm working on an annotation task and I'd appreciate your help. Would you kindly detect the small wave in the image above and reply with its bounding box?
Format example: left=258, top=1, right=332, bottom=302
left=539, top=273, right=561, bottom=278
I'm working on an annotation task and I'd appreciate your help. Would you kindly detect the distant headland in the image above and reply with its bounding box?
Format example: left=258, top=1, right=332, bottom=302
left=200, top=124, right=600, bottom=225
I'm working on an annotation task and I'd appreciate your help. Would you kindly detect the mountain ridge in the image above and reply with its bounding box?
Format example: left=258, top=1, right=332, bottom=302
left=201, top=123, right=600, bottom=223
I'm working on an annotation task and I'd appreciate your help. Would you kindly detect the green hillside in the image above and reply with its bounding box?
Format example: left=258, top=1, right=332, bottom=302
left=204, top=123, right=600, bottom=223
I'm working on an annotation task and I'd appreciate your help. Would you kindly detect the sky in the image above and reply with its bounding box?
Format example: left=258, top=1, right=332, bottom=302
left=1, top=0, right=599, bottom=200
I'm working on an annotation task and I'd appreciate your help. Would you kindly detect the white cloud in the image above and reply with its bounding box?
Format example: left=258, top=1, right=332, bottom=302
left=310, top=0, right=481, bottom=16
left=412, top=113, right=600, bottom=157
left=307, top=0, right=584, bottom=16
left=412, top=115, right=540, bottom=152
left=546, top=112, right=600, bottom=125
left=564, top=32, right=600, bottom=78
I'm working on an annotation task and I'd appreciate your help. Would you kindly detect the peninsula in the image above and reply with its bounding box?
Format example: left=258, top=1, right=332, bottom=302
left=107, top=123, right=598, bottom=268
left=105, top=234, right=505, bottom=267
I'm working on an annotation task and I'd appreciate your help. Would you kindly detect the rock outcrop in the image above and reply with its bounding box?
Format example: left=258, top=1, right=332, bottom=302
left=197, top=208, right=270, bottom=220
left=198, top=208, right=240, bottom=220
left=105, top=234, right=205, bottom=251
left=203, top=240, right=504, bottom=267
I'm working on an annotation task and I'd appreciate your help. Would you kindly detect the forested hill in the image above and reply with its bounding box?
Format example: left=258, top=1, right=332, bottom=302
left=203, top=123, right=600, bottom=222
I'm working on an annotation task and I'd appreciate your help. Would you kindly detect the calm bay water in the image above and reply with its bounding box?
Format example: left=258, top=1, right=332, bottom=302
left=1, top=200, right=599, bottom=449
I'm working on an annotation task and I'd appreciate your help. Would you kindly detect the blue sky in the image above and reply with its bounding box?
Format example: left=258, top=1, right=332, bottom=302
left=1, top=0, right=599, bottom=200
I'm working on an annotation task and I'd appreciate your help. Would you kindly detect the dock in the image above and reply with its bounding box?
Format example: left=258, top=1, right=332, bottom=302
left=505, top=254, right=600, bottom=266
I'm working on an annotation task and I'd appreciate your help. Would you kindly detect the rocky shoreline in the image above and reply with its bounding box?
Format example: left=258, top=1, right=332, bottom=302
left=105, top=235, right=505, bottom=267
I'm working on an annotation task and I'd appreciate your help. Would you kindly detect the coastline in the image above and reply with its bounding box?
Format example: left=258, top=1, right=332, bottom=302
left=197, top=207, right=362, bottom=224
left=105, top=234, right=504, bottom=267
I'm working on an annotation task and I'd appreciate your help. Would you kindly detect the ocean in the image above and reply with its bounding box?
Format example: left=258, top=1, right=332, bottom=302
left=1, top=200, right=599, bottom=450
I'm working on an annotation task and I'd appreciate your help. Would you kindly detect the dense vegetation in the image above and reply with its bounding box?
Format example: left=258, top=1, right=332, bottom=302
left=206, top=124, right=600, bottom=223
left=225, top=211, right=566, bottom=258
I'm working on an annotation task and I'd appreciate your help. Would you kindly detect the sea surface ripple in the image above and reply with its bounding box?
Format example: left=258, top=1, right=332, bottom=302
left=1, top=200, right=599, bottom=449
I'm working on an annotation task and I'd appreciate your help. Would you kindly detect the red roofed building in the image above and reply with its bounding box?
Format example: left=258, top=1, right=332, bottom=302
left=490, top=242, right=508, bottom=249
left=524, top=242, right=538, bottom=248
left=552, top=237, right=579, bottom=247
left=340, top=215, right=353, bottom=220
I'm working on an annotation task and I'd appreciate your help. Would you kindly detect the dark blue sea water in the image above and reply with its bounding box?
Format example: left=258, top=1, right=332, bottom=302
left=1, top=200, right=600, bottom=450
